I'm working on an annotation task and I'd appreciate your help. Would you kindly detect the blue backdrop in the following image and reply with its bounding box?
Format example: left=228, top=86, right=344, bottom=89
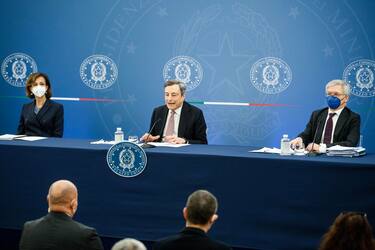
left=1, top=0, right=374, bottom=151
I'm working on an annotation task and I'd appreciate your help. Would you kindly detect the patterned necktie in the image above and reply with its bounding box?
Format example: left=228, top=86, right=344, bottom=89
left=323, top=113, right=336, bottom=144
left=165, top=110, right=175, bottom=136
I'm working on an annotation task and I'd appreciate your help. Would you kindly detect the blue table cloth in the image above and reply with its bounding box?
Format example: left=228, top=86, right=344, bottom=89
left=0, top=138, right=374, bottom=250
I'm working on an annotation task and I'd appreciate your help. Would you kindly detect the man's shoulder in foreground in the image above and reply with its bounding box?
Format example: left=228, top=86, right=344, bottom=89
left=154, top=227, right=232, bottom=250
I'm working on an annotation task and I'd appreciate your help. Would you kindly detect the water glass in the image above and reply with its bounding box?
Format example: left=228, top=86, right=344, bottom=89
left=128, top=135, right=139, bottom=143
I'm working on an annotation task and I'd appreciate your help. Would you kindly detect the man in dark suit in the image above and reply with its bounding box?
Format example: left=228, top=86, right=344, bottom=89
left=153, top=190, right=232, bottom=250
left=291, top=79, right=360, bottom=153
left=19, top=180, right=103, bottom=250
left=141, top=80, right=207, bottom=144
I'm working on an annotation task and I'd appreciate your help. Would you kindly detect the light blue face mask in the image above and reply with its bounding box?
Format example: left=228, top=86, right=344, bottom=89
left=326, top=95, right=342, bottom=109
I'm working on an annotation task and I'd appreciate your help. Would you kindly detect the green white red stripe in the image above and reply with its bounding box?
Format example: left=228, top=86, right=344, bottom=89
left=1, top=96, right=293, bottom=106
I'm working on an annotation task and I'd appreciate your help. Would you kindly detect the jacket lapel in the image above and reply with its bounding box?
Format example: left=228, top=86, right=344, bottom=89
left=178, top=102, right=188, bottom=137
left=159, top=106, right=169, bottom=137
left=316, top=109, right=328, bottom=143
left=333, top=107, right=349, bottom=140
left=36, top=99, right=51, bottom=120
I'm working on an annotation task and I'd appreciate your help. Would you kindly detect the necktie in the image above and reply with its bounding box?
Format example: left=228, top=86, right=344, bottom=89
left=165, top=110, right=175, bottom=136
left=323, top=113, right=336, bottom=144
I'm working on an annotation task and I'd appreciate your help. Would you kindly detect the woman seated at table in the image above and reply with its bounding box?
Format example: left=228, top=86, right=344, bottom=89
left=17, top=72, right=64, bottom=137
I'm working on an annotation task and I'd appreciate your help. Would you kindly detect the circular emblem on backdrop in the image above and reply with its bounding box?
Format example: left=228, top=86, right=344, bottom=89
left=1, top=53, right=38, bottom=87
left=163, top=56, right=203, bottom=91
left=343, top=59, right=375, bottom=97
left=80, top=55, right=118, bottom=89
left=106, top=141, right=147, bottom=178
left=250, top=57, right=292, bottom=94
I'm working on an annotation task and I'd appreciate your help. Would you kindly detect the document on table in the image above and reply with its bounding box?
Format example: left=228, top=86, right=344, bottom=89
left=0, top=134, right=26, bottom=140
left=250, top=147, right=281, bottom=154
left=15, top=136, right=47, bottom=141
left=90, top=139, right=116, bottom=145
left=148, top=142, right=189, bottom=147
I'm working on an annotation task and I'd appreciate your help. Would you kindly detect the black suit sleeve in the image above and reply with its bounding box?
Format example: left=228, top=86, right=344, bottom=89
left=17, top=105, right=26, bottom=135
left=84, top=228, right=104, bottom=250
left=52, top=104, right=64, bottom=138
left=19, top=222, right=29, bottom=250
left=327, top=112, right=360, bottom=147
left=188, top=109, right=207, bottom=144
left=297, top=111, right=319, bottom=146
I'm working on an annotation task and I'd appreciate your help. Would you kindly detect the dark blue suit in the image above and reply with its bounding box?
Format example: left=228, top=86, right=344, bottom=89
left=298, top=107, right=360, bottom=147
left=17, top=99, right=64, bottom=137
left=149, top=102, right=207, bottom=144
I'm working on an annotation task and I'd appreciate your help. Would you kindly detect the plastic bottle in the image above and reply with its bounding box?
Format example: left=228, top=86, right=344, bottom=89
left=114, top=127, right=124, bottom=142
left=280, top=134, right=291, bottom=155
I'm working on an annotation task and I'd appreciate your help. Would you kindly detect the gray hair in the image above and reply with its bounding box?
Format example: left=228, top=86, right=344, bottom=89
left=111, top=238, right=146, bottom=250
left=325, top=79, right=351, bottom=96
left=164, top=80, right=186, bottom=96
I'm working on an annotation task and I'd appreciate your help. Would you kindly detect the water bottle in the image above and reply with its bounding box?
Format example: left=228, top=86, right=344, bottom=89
left=114, top=127, right=124, bottom=142
left=280, top=134, right=291, bottom=155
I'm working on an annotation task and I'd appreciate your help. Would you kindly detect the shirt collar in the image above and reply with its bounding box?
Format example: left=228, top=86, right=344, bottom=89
left=328, top=106, right=344, bottom=116
left=171, top=103, right=183, bottom=116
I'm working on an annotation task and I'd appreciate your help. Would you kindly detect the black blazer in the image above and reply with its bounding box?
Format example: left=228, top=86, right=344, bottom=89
left=153, top=227, right=232, bottom=250
left=19, top=212, right=103, bottom=250
left=17, top=99, right=64, bottom=137
left=149, top=102, right=207, bottom=144
left=298, top=107, right=360, bottom=147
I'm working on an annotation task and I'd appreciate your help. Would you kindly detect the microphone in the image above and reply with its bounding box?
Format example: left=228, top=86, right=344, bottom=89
left=141, top=118, right=161, bottom=149
left=307, top=111, right=325, bottom=157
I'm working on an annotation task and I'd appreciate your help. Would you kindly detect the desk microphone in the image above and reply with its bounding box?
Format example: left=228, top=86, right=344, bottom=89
left=307, top=112, right=325, bottom=157
left=141, top=118, right=161, bottom=149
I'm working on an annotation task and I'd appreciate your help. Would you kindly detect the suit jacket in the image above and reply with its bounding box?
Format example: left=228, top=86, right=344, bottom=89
left=149, top=102, right=207, bottom=144
left=19, top=211, right=103, bottom=250
left=17, top=99, right=64, bottom=137
left=153, top=227, right=232, bottom=250
left=298, top=107, right=360, bottom=147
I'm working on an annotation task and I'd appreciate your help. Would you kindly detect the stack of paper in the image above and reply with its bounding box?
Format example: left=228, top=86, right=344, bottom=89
left=250, top=147, right=281, bottom=154
left=326, top=145, right=366, bottom=157
left=0, top=134, right=26, bottom=140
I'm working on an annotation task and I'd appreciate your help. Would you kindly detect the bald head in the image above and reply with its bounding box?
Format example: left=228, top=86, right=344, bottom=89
left=47, top=180, right=78, bottom=216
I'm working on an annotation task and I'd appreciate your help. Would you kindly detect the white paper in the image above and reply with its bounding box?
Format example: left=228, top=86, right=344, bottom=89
left=0, top=134, right=26, bottom=140
left=16, top=136, right=47, bottom=141
left=90, top=139, right=143, bottom=145
left=90, top=139, right=116, bottom=145
left=250, top=147, right=281, bottom=154
left=327, top=145, right=365, bottom=151
left=147, top=142, right=189, bottom=148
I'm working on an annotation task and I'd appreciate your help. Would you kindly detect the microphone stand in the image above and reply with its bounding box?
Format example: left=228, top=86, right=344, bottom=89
left=141, top=119, right=161, bottom=149
left=307, top=113, right=324, bottom=157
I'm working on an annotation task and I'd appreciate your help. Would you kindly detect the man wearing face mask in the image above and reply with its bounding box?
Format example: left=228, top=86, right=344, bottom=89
left=17, top=72, right=64, bottom=137
left=19, top=180, right=104, bottom=250
left=290, top=79, right=360, bottom=153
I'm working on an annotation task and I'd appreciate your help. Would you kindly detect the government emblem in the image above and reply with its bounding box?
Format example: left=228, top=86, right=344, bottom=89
left=163, top=56, right=203, bottom=91
left=250, top=57, right=292, bottom=94
left=80, top=55, right=118, bottom=89
left=106, top=141, right=147, bottom=177
left=343, top=59, right=375, bottom=97
left=1, top=53, right=38, bottom=87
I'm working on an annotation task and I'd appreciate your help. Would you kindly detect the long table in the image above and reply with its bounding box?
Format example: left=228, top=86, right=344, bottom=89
left=0, top=138, right=374, bottom=250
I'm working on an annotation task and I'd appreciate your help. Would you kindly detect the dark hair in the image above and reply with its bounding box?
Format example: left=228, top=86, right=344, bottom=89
left=164, top=80, right=186, bottom=96
left=25, top=72, right=52, bottom=99
left=185, top=190, right=217, bottom=225
left=319, top=212, right=375, bottom=250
